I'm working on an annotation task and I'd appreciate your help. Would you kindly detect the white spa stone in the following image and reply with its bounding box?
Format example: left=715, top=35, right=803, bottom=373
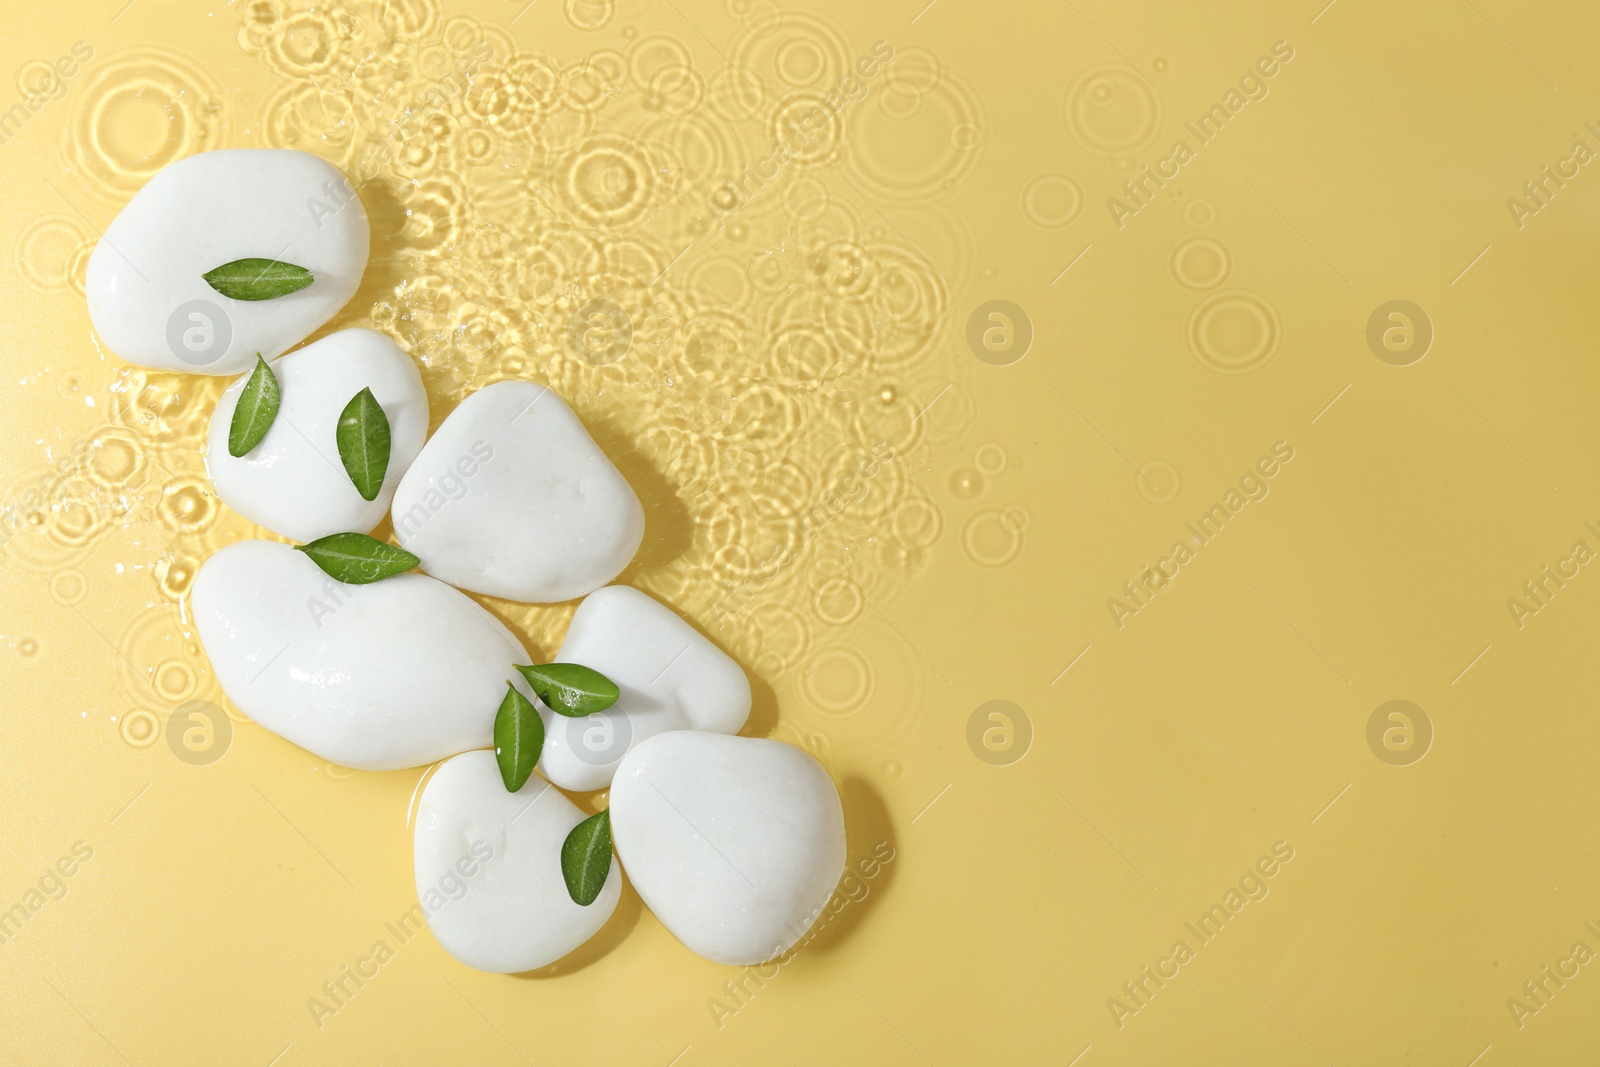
left=86, top=149, right=369, bottom=376
left=413, top=750, right=620, bottom=973
left=191, top=540, right=533, bottom=771
left=609, top=732, right=845, bottom=966
left=206, top=329, right=427, bottom=543
left=391, top=381, right=644, bottom=603
left=537, top=586, right=750, bottom=791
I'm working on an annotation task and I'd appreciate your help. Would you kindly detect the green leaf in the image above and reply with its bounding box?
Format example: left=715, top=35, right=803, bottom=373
left=202, top=258, right=315, bottom=301
left=295, top=532, right=419, bottom=584
left=228, top=354, right=280, bottom=457
left=514, top=663, right=620, bottom=717
left=561, top=809, right=612, bottom=906
left=336, top=387, right=391, bottom=501
left=494, top=682, right=544, bottom=793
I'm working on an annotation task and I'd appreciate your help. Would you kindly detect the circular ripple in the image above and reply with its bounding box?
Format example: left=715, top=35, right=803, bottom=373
left=159, top=477, right=220, bottom=537
left=85, top=428, right=144, bottom=489
left=1136, top=460, right=1183, bottom=504
left=770, top=92, right=842, bottom=169
left=800, top=644, right=874, bottom=716
left=732, top=9, right=852, bottom=94
left=16, top=217, right=89, bottom=291
left=961, top=507, right=1026, bottom=568
left=948, top=468, right=984, bottom=499
left=748, top=601, right=811, bottom=677
left=891, top=497, right=943, bottom=551
left=559, top=54, right=625, bottom=118
left=799, top=626, right=928, bottom=756
left=974, top=443, right=1006, bottom=475
left=1169, top=236, right=1231, bottom=290
left=46, top=570, right=87, bottom=606
left=1020, top=175, right=1083, bottom=228
left=116, top=605, right=210, bottom=707
left=640, top=109, right=732, bottom=192
left=386, top=0, right=442, bottom=38
left=862, top=244, right=945, bottom=370
left=564, top=0, right=616, bottom=31
left=1185, top=199, right=1217, bottom=227
left=775, top=36, right=827, bottom=88
left=260, top=80, right=357, bottom=163
left=627, top=34, right=694, bottom=95
left=66, top=47, right=226, bottom=202
left=686, top=255, right=754, bottom=311
left=156, top=553, right=200, bottom=601
left=120, top=709, right=161, bottom=748
left=846, top=69, right=982, bottom=198
left=779, top=173, right=831, bottom=222
left=881, top=45, right=942, bottom=102
left=812, top=575, right=863, bottom=626
left=1063, top=65, right=1162, bottom=156
left=1187, top=292, right=1281, bottom=375
left=398, top=175, right=470, bottom=253
left=0, top=473, right=92, bottom=573
left=561, top=135, right=654, bottom=227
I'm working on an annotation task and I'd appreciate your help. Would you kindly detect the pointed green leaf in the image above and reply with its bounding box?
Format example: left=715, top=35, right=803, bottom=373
left=202, top=258, right=315, bottom=301
left=514, top=663, right=620, bottom=717
left=494, top=682, right=544, bottom=793
left=561, top=809, right=612, bottom=906
left=336, top=387, right=391, bottom=501
left=228, top=354, right=280, bottom=457
left=295, top=532, right=419, bottom=584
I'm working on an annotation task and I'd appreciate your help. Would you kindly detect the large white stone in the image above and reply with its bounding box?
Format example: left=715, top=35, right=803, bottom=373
left=191, top=540, right=532, bottom=771
left=413, top=750, right=620, bottom=973
left=537, top=586, right=750, bottom=791
left=206, top=329, right=427, bottom=543
left=609, top=732, right=845, bottom=965
left=391, top=381, right=644, bottom=603
left=86, top=149, right=369, bottom=376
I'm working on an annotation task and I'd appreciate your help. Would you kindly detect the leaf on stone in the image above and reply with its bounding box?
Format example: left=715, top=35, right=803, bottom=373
left=295, top=532, right=419, bottom=584
left=336, top=387, right=391, bottom=501
left=228, top=354, right=280, bottom=457
left=561, top=809, right=612, bottom=906
left=514, top=663, right=620, bottom=717
left=494, top=682, right=544, bottom=793
left=202, top=258, right=315, bottom=301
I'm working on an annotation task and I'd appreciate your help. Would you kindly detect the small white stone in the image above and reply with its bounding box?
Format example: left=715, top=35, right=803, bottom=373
left=391, top=381, right=644, bottom=603
left=538, top=586, right=750, bottom=791
left=610, top=732, right=845, bottom=966
left=413, top=751, right=620, bottom=973
left=206, top=329, right=427, bottom=543
left=86, top=149, right=369, bottom=376
left=191, top=540, right=532, bottom=771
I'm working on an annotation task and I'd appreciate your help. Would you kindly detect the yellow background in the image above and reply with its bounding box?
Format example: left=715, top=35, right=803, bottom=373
left=2, top=0, right=1598, bottom=1062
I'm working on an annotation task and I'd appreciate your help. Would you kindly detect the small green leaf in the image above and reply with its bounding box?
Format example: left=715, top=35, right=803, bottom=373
left=295, top=532, right=419, bottom=584
left=561, top=809, right=612, bottom=906
left=202, top=258, right=315, bottom=301
left=494, top=682, right=544, bottom=793
left=336, top=387, right=391, bottom=501
left=228, top=354, right=280, bottom=457
left=514, top=663, right=620, bottom=717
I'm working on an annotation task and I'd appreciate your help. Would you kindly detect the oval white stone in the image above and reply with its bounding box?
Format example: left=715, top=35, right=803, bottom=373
left=191, top=540, right=531, bottom=771
left=206, top=329, right=427, bottom=543
left=610, top=732, right=845, bottom=965
left=391, top=381, right=644, bottom=602
left=413, top=750, right=620, bottom=973
left=86, top=149, right=369, bottom=376
left=537, top=586, right=750, bottom=791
